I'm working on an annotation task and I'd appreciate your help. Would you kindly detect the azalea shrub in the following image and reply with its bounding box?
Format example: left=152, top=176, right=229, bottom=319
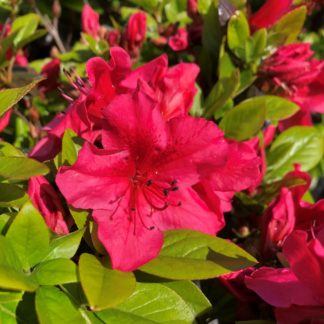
left=0, top=0, right=324, bottom=323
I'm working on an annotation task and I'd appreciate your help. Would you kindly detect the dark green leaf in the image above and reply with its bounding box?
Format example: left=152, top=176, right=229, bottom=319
left=0, top=183, right=28, bottom=208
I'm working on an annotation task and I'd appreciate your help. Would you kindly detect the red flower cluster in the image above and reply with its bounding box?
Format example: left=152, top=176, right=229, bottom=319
left=29, top=47, right=261, bottom=271
left=261, top=43, right=324, bottom=128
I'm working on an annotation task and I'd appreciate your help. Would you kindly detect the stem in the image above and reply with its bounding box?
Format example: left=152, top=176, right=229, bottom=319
left=32, top=7, right=66, bottom=53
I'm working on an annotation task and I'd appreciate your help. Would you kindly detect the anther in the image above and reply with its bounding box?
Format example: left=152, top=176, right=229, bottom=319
left=163, top=189, right=169, bottom=196
left=146, top=179, right=152, bottom=186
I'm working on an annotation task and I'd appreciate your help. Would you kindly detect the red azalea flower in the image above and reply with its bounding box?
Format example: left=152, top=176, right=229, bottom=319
left=28, top=176, right=69, bottom=235
left=249, top=0, right=293, bottom=31
left=125, top=12, right=146, bottom=57
left=260, top=165, right=324, bottom=257
left=38, top=58, right=61, bottom=94
left=56, top=86, right=229, bottom=271
left=81, top=3, right=100, bottom=38
left=0, top=110, right=12, bottom=133
left=107, top=29, right=120, bottom=47
left=260, top=43, right=324, bottom=129
left=168, top=28, right=189, bottom=52
left=30, top=47, right=200, bottom=160
left=245, top=228, right=324, bottom=323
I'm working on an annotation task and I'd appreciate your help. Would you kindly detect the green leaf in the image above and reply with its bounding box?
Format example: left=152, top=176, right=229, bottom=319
left=44, top=229, right=85, bottom=261
left=0, top=142, right=25, bottom=157
left=140, top=230, right=257, bottom=280
left=204, top=69, right=240, bottom=118
left=32, top=259, right=78, bottom=285
left=0, top=291, right=23, bottom=303
left=227, top=10, right=250, bottom=59
left=0, top=183, right=28, bottom=208
left=11, top=13, right=40, bottom=48
left=266, top=126, right=324, bottom=181
left=60, top=129, right=83, bottom=166
left=0, top=156, right=49, bottom=181
left=36, top=286, right=85, bottom=324
left=245, top=28, right=267, bottom=63
left=79, top=254, right=136, bottom=311
left=162, top=281, right=211, bottom=316
left=0, top=78, right=43, bottom=117
left=0, top=213, right=12, bottom=235
left=259, top=96, right=299, bottom=123
left=69, top=207, right=89, bottom=229
left=6, top=202, right=50, bottom=270
left=96, top=282, right=196, bottom=323
left=128, top=0, right=159, bottom=12
left=0, top=236, right=38, bottom=292
left=164, top=0, right=191, bottom=24
left=219, top=98, right=266, bottom=141
left=269, top=6, right=307, bottom=45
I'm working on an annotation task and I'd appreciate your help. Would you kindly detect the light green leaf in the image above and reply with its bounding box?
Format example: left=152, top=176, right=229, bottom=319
left=0, top=291, right=23, bottom=303
left=266, top=126, right=324, bottom=181
left=269, top=6, right=307, bottom=45
left=79, top=254, right=136, bottom=311
left=36, top=286, right=85, bottom=324
left=0, top=156, right=49, bottom=181
left=96, top=282, right=196, bottom=323
left=204, top=69, right=240, bottom=119
left=220, top=98, right=266, bottom=141
left=32, top=259, right=78, bottom=285
left=245, top=28, right=267, bottom=62
left=0, top=236, right=38, bottom=292
left=261, top=96, right=299, bottom=122
left=0, top=78, right=43, bottom=117
left=44, top=229, right=85, bottom=261
left=60, top=128, right=83, bottom=166
left=163, top=281, right=211, bottom=316
left=0, top=142, right=25, bottom=157
left=227, top=10, right=250, bottom=59
left=140, top=230, right=257, bottom=280
left=12, top=13, right=40, bottom=48
left=6, top=202, right=50, bottom=270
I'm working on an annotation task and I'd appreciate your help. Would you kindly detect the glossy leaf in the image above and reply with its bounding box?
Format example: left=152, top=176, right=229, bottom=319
left=0, top=78, right=43, bottom=117
left=96, top=282, right=196, bottom=323
left=220, top=98, right=266, bottom=141
left=227, top=10, right=250, bottom=59
left=0, top=156, right=49, bottom=181
left=270, top=6, right=307, bottom=45
left=266, top=126, right=324, bottom=181
left=79, top=254, right=136, bottom=311
left=44, top=229, right=85, bottom=261
left=32, top=259, right=78, bottom=285
left=0, top=236, right=38, bottom=292
left=6, top=202, right=50, bottom=270
left=36, top=286, right=85, bottom=324
left=162, top=281, right=211, bottom=315
left=140, top=230, right=257, bottom=280
left=204, top=69, right=240, bottom=118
